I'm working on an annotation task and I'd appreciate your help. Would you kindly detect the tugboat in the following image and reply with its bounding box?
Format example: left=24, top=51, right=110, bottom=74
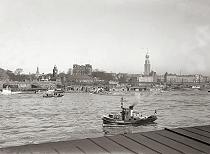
left=102, top=98, right=157, bottom=125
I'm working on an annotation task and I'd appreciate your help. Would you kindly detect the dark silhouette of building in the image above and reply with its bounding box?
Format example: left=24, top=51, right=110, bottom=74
left=50, top=65, right=58, bottom=81
left=0, top=68, right=9, bottom=81
left=35, top=67, right=40, bottom=78
left=53, top=65, right=58, bottom=77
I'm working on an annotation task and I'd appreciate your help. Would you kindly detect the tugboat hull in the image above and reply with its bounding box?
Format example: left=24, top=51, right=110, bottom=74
left=102, top=115, right=157, bottom=125
left=102, top=97, right=158, bottom=126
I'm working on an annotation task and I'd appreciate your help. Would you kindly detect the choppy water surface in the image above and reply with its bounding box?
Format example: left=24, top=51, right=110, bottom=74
left=0, top=90, right=210, bottom=148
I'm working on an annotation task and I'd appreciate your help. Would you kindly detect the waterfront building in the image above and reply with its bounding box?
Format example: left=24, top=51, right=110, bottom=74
left=72, top=64, right=92, bottom=76
left=0, top=68, right=9, bottom=81
left=85, top=64, right=92, bottom=75
left=129, top=72, right=157, bottom=86
left=144, top=53, right=151, bottom=76
left=32, top=81, right=60, bottom=90
left=2, top=81, right=31, bottom=91
left=149, top=71, right=158, bottom=82
left=165, top=73, right=194, bottom=83
left=164, top=73, right=208, bottom=83
left=40, top=74, right=49, bottom=81
left=138, top=75, right=154, bottom=83
left=157, top=75, right=165, bottom=83
left=66, top=75, right=94, bottom=85
left=116, top=73, right=129, bottom=83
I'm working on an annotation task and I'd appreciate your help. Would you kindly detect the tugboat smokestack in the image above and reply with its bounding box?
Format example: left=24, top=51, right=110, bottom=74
left=130, top=109, right=133, bottom=117
left=129, top=105, right=134, bottom=117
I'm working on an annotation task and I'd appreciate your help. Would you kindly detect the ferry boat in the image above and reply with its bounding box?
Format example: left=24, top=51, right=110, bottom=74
left=102, top=98, right=157, bottom=125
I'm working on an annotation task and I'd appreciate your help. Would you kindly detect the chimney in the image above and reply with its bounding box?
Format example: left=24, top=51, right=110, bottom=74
left=129, top=105, right=134, bottom=117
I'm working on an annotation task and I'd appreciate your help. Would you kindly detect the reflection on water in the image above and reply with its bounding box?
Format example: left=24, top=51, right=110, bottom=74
left=0, top=90, right=210, bottom=148
left=102, top=122, right=158, bottom=136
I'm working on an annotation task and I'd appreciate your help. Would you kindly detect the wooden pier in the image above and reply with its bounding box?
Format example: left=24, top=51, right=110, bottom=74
left=1, top=125, right=210, bottom=154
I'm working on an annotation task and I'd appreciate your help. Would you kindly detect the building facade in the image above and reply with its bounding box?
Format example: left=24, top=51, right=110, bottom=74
left=138, top=76, right=154, bottom=83
left=73, top=64, right=92, bottom=76
left=0, top=68, right=8, bottom=81
left=164, top=73, right=208, bottom=83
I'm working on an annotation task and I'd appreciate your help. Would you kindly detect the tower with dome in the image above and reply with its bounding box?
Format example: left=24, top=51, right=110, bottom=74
left=144, top=53, right=151, bottom=76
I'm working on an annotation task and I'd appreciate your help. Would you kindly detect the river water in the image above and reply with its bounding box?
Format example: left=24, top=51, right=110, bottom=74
left=0, top=90, right=210, bottom=148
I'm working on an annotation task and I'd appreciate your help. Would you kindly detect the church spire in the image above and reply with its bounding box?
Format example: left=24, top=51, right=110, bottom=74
left=36, top=66, right=40, bottom=76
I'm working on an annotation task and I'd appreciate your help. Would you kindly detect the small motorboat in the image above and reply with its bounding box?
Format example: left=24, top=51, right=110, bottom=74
left=43, top=89, right=64, bottom=98
left=102, top=98, right=157, bottom=125
left=1, top=88, right=12, bottom=95
left=0, top=86, right=21, bottom=95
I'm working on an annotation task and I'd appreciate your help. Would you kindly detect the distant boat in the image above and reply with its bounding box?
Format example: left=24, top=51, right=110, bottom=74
left=43, top=89, right=64, bottom=98
left=1, top=87, right=12, bottom=95
left=1, top=88, right=22, bottom=95
left=102, top=97, right=157, bottom=126
left=12, top=91, right=22, bottom=94
left=192, top=85, right=201, bottom=89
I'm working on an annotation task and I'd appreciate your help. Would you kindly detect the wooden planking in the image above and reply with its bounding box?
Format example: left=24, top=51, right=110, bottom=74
left=141, top=131, right=203, bottom=154
left=89, top=136, right=132, bottom=153
left=168, top=128, right=210, bottom=145
left=158, top=129, right=210, bottom=153
left=194, top=125, right=210, bottom=133
left=107, top=134, right=158, bottom=154
left=1, top=125, right=210, bottom=154
left=2, top=143, right=59, bottom=154
left=182, top=127, right=210, bottom=138
left=124, top=132, right=182, bottom=154
left=45, top=141, right=85, bottom=154
left=1, top=141, right=88, bottom=154
left=71, top=138, right=109, bottom=154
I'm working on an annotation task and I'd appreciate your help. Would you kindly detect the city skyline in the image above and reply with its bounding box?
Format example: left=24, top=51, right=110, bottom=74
left=0, top=0, right=210, bottom=75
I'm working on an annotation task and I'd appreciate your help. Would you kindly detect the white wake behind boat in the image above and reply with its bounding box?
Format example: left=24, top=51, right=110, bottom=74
left=1, top=88, right=12, bottom=95
left=1, top=86, right=22, bottom=95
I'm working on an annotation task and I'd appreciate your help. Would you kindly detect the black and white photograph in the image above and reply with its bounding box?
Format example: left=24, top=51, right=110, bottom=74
left=0, top=0, right=210, bottom=153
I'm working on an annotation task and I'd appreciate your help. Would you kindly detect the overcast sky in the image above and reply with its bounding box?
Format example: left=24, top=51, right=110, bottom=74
left=0, top=0, right=210, bottom=75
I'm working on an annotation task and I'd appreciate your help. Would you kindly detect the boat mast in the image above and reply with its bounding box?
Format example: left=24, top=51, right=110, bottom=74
left=121, top=97, right=126, bottom=120
left=121, top=97, right=124, bottom=109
